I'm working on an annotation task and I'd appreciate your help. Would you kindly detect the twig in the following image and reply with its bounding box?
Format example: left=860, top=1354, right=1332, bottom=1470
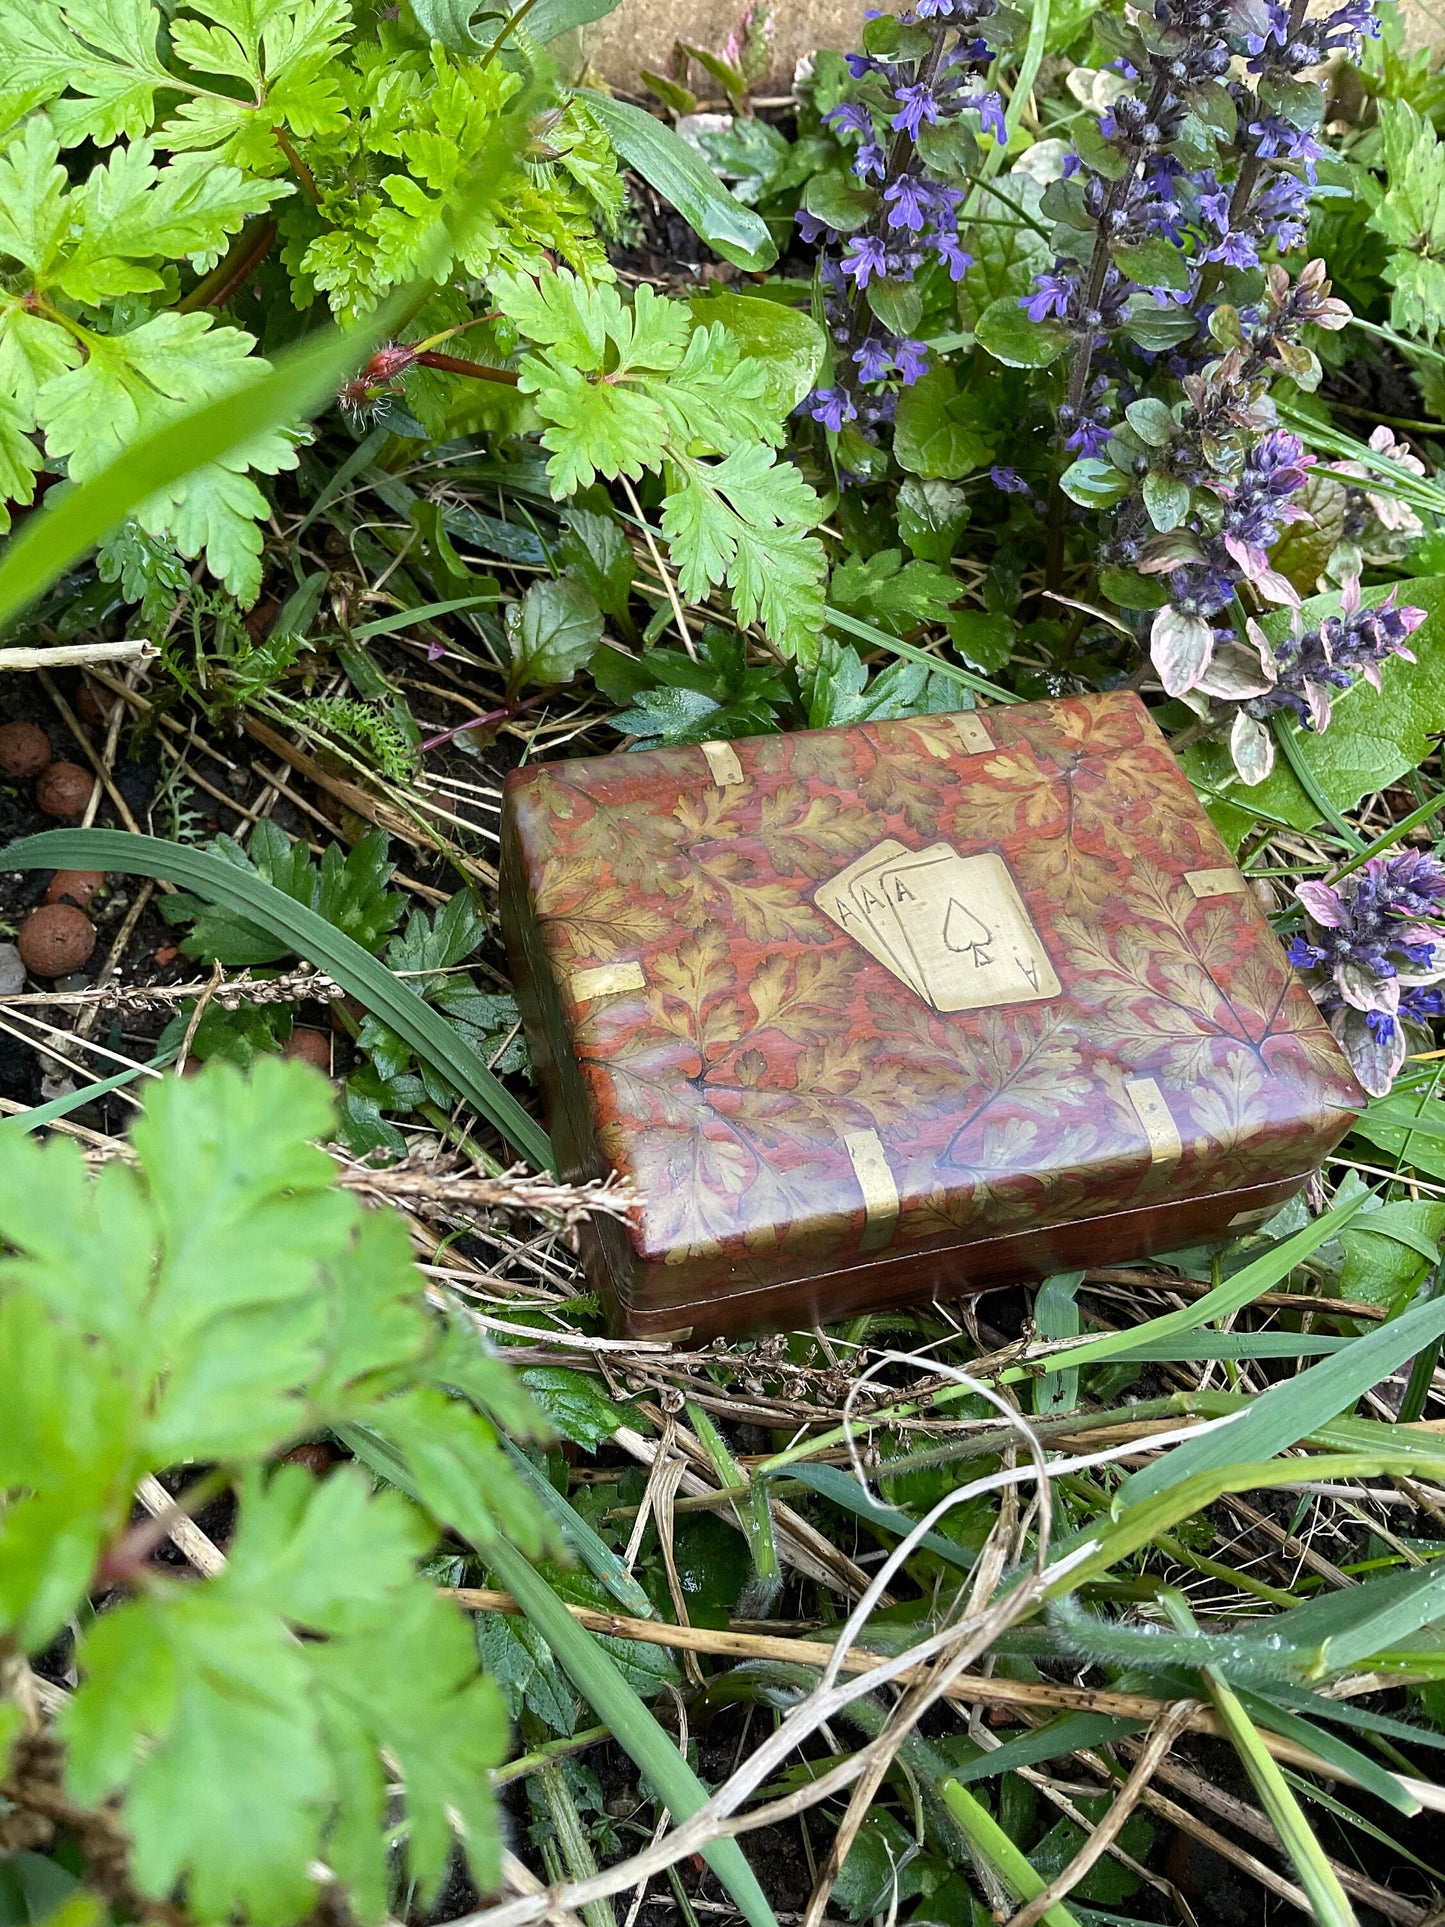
left=0, top=641, right=155, bottom=672
left=620, top=477, right=695, bottom=659
left=1008, top=1701, right=1197, bottom=1927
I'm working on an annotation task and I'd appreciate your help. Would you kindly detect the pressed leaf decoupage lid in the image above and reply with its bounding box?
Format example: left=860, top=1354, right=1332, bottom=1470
left=500, top=692, right=1364, bottom=1332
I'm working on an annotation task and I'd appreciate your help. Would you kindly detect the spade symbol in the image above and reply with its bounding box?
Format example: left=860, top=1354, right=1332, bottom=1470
left=943, top=898, right=993, bottom=968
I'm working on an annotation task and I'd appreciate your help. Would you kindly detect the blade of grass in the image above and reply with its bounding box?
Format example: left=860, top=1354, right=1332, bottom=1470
left=755, top=1192, right=1368, bottom=1479
left=501, top=1439, right=657, bottom=1620
left=1118, top=1287, right=1445, bottom=1506
left=1034, top=1271, right=1084, bottom=1414
left=823, top=605, right=1023, bottom=702
left=1161, top=1597, right=1357, bottom=1927
left=349, top=595, right=500, bottom=640
left=0, top=1046, right=175, bottom=1132
left=294, top=424, right=391, bottom=538
left=939, top=1778, right=1084, bottom=1927
left=341, top=1421, right=777, bottom=1927
left=1237, top=1689, right=1419, bottom=1818
left=1025, top=1190, right=1371, bottom=1385
left=1, top=829, right=552, bottom=1168
left=783, top=1463, right=975, bottom=1574
left=1271, top=715, right=1367, bottom=854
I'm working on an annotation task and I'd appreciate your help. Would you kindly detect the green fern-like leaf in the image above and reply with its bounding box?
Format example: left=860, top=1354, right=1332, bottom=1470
left=0, top=1058, right=555, bottom=1923
left=494, top=265, right=824, bottom=655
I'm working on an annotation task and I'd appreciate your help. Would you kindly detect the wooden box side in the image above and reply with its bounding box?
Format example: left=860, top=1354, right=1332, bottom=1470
left=499, top=797, right=638, bottom=1309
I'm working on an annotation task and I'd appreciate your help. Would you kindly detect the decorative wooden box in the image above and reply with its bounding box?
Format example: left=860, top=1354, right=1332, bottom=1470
left=500, top=693, right=1364, bottom=1341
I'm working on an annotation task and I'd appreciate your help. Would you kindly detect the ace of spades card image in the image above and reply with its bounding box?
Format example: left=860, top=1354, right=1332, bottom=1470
left=817, top=841, right=1060, bottom=1014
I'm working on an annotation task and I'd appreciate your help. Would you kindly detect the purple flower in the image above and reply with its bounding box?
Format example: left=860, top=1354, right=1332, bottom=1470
left=853, top=337, right=895, bottom=382
left=965, top=87, right=1007, bottom=145
left=896, top=337, right=930, bottom=383
left=794, top=208, right=835, bottom=245
left=932, top=231, right=973, bottom=278
left=991, top=465, right=1033, bottom=497
left=1024, top=268, right=1077, bottom=323
left=841, top=232, right=889, bottom=287
left=884, top=174, right=932, bottom=231
left=825, top=102, right=875, bottom=140
left=806, top=387, right=858, bottom=431
left=892, top=81, right=941, bottom=136
left=1247, top=115, right=1326, bottom=176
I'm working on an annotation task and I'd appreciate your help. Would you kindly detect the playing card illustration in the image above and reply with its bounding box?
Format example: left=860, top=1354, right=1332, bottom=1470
left=813, top=839, right=927, bottom=997
left=819, top=840, right=1059, bottom=1013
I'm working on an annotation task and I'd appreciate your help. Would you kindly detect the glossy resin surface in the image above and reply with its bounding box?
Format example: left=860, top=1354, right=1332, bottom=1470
left=501, top=693, right=1364, bottom=1337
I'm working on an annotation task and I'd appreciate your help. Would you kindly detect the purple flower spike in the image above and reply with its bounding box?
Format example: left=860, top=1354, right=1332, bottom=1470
left=883, top=175, right=932, bottom=230
left=841, top=233, right=889, bottom=287
left=892, top=81, right=941, bottom=136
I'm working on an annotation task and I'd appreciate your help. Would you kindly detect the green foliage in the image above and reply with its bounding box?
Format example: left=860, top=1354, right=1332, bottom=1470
left=0, top=1058, right=554, bottom=1923
left=505, top=576, right=606, bottom=696
left=493, top=267, right=826, bottom=659
left=0, top=115, right=293, bottom=591
left=0, top=0, right=620, bottom=602
left=593, top=625, right=789, bottom=743
left=340, top=891, right=527, bottom=1156
left=1366, top=100, right=1445, bottom=342
left=159, top=824, right=406, bottom=965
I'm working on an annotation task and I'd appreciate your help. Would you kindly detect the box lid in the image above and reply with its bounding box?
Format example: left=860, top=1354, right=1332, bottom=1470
left=501, top=693, right=1364, bottom=1315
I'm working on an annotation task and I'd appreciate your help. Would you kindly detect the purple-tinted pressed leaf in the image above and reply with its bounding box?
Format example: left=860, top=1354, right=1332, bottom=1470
left=1230, top=709, right=1275, bottom=785
left=1331, top=1004, right=1407, bottom=1097
left=1252, top=568, right=1301, bottom=608
left=1337, top=957, right=1399, bottom=1015
left=1136, top=531, right=1205, bottom=574
left=1295, top=881, right=1346, bottom=927
left=1150, top=605, right=1215, bottom=696
left=1197, top=641, right=1277, bottom=700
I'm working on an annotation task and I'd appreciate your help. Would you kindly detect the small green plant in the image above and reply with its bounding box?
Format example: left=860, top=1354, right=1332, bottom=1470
left=0, top=1058, right=554, bottom=1925
left=493, top=268, right=827, bottom=657
left=0, top=0, right=622, bottom=601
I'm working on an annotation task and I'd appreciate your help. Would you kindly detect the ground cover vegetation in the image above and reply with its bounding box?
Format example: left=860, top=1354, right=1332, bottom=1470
left=4, top=0, right=1445, bottom=1922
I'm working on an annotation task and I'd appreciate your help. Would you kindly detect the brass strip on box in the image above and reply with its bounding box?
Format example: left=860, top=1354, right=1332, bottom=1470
left=844, top=1128, right=900, bottom=1242
left=952, top=713, right=994, bottom=754
left=1125, top=1077, right=1183, bottom=1165
left=569, top=960, right=646, bottom=1003
left=1185, top=867, right=1250, bottom=899
left=700, top=740, right=745, bottom=787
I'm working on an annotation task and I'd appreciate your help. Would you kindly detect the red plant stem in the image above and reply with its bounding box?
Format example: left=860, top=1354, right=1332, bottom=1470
left=271, top=125, right=321, bottom=205
left=414, top=350, right=520, bottom=385
left=176, top=217, right=279, bottom=313
left=419, top=689, right=550, bottom=752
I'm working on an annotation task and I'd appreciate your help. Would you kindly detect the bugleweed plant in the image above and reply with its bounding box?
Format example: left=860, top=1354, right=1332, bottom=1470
left=791, top=0, right=1432, bottom=715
